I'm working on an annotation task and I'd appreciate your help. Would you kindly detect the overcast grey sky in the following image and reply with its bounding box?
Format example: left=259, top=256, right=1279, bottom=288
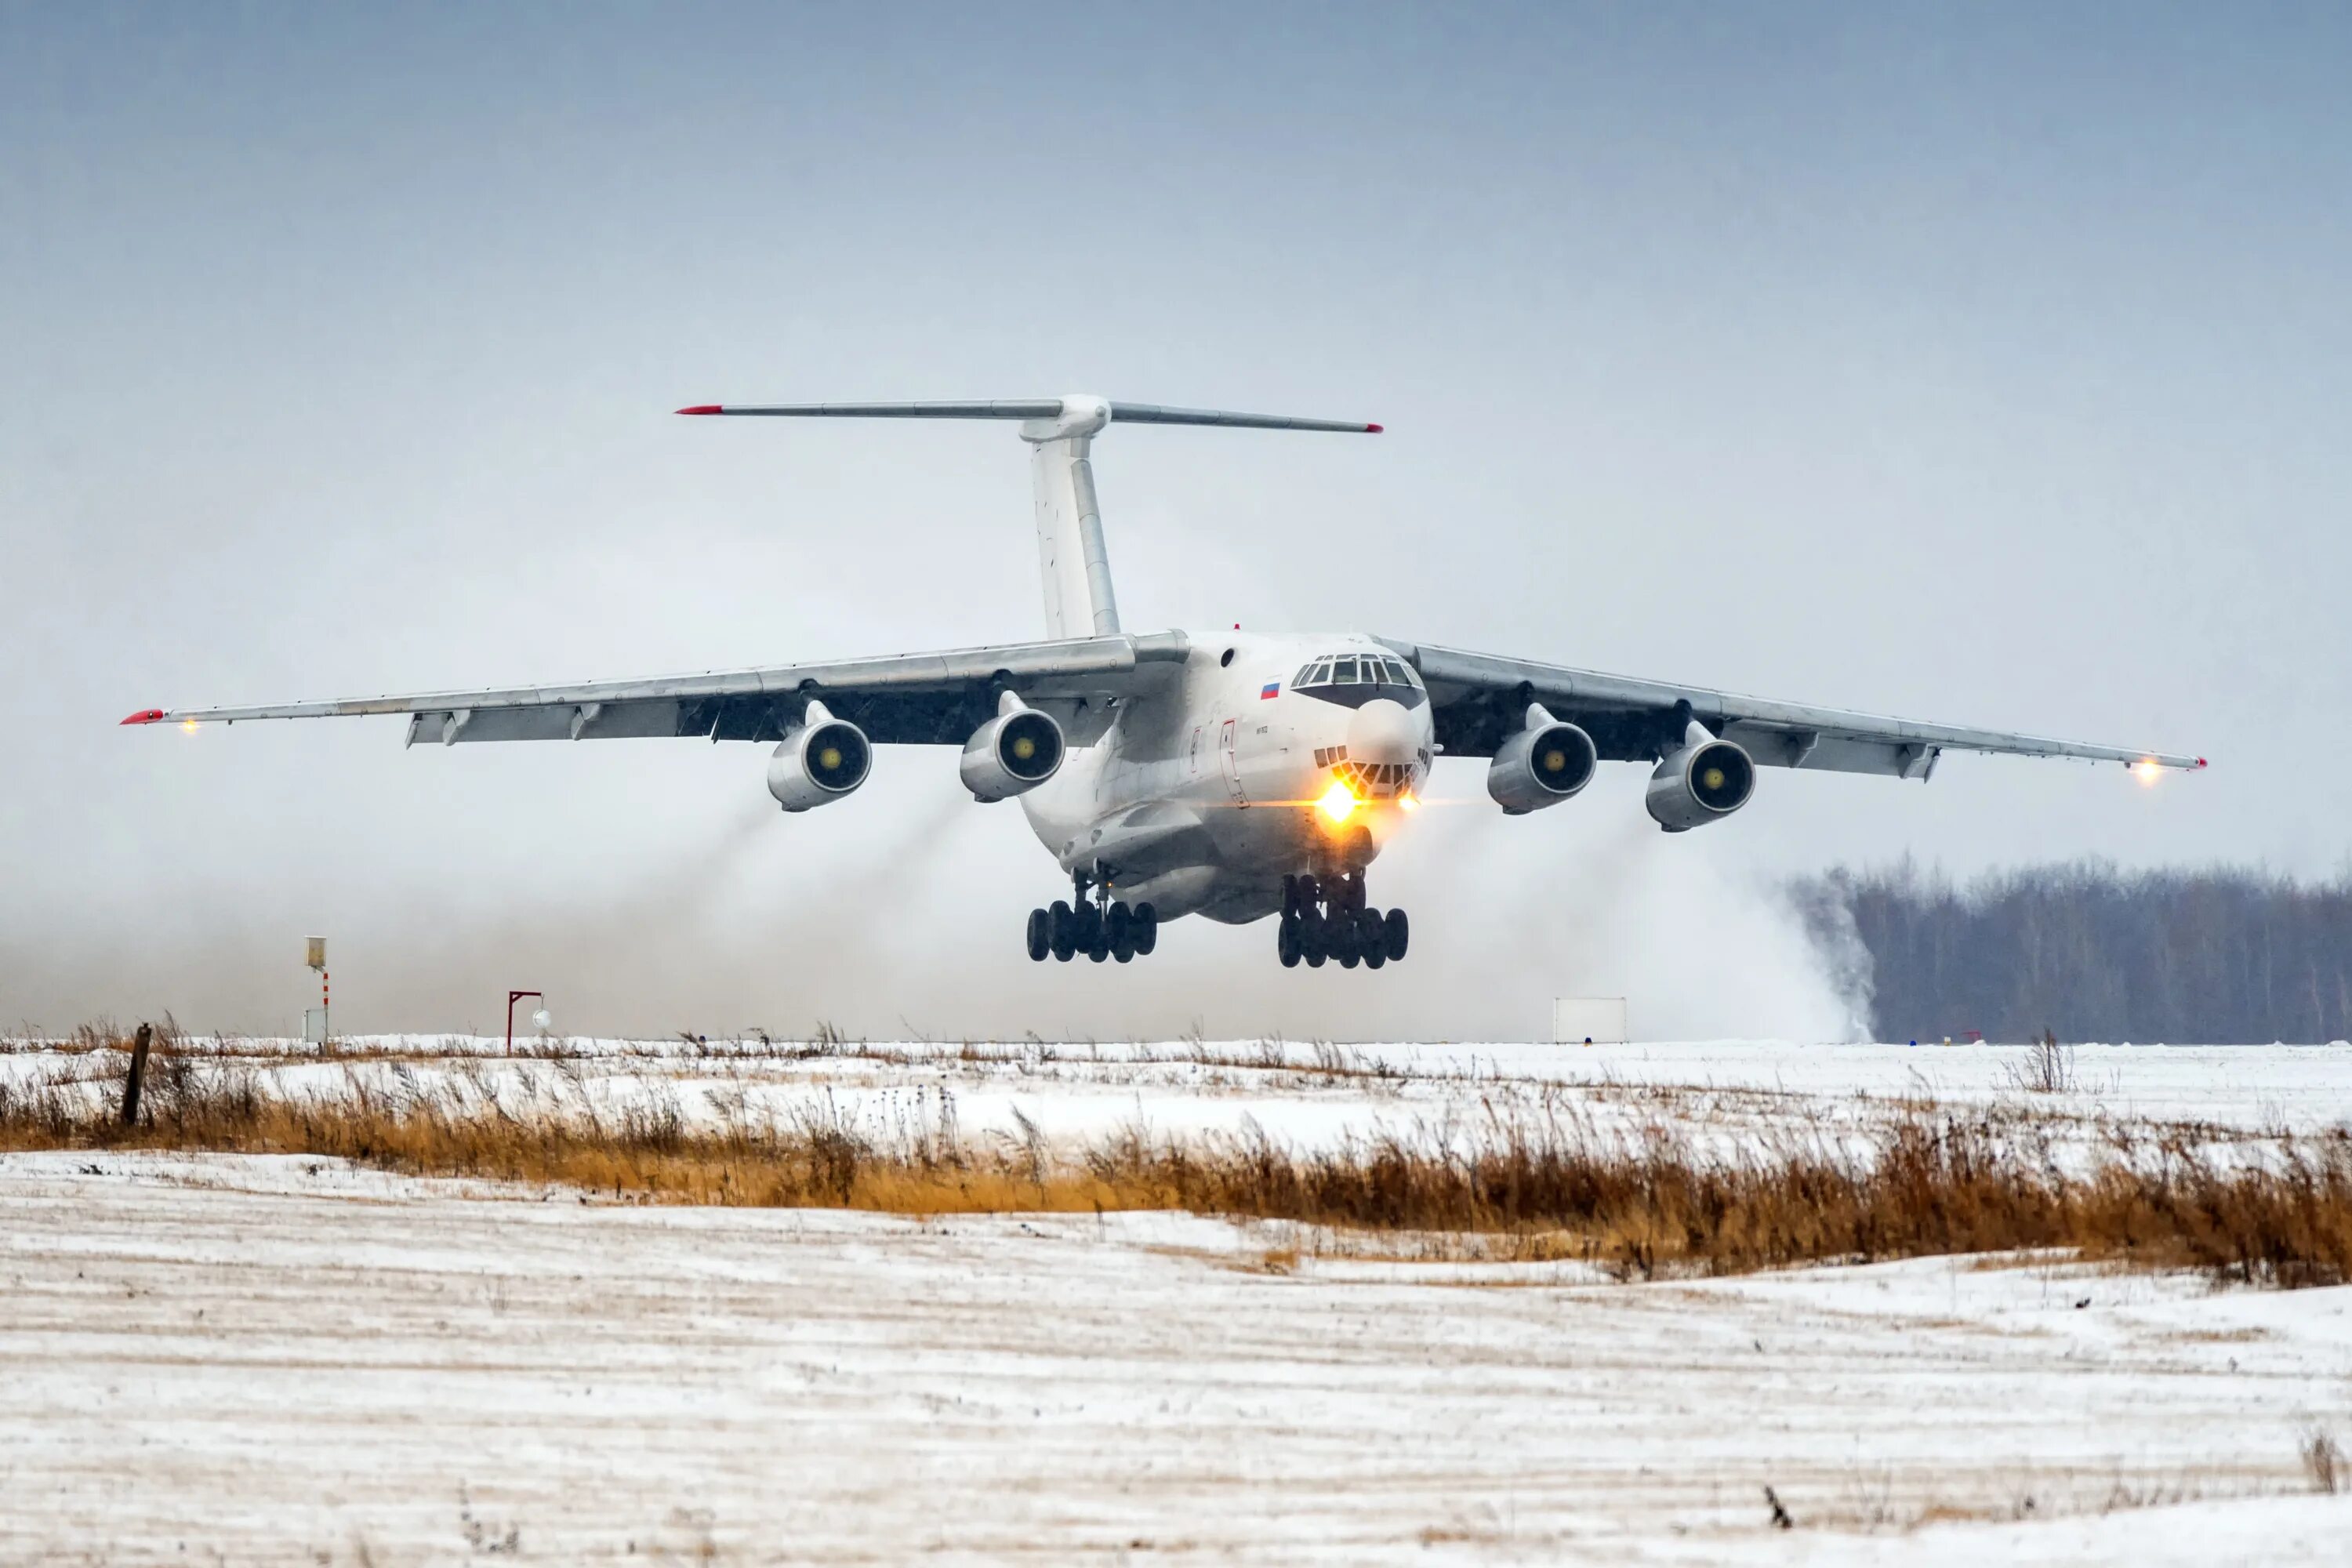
left=4, top=4, right=2346, bottom=1039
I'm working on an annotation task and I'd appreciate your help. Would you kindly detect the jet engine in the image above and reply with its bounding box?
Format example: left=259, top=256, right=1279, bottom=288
left=1646, top=724, right=1755, bottom=832
left=960, top=697, right=1065, bottom=802
left=767, top=700, right=873, bottom=811
left=1487, top=703, right=1598, bottom=814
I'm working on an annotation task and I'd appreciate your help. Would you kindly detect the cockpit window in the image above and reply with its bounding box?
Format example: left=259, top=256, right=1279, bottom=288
left=1293, top=653, right=1421, bottom=691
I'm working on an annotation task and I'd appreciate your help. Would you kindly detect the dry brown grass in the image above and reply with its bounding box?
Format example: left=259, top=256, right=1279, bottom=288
left=8, top=1029, right=2352, bottom=1287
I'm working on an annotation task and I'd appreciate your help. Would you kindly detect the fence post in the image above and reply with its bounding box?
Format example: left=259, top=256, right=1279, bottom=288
left=120, top=1022, right=154, bottom=1127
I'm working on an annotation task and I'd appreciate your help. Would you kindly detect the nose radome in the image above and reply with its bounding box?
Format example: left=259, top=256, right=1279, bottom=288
left=1347, top=698, right=1421, bottom=766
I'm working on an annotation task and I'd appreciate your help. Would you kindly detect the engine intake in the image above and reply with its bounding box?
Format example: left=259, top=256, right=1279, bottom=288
left=767, top=701, right=872, bottom=811
left=1646, top=726, right=1755, bottom=832
left=1487, top=704, right=1598, bottom=814
left=960, top=699, right=1065, bottom=801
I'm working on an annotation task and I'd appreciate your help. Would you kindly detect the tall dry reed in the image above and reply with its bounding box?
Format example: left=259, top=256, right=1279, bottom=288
left=6, top=1035, right=2349, bottom=1286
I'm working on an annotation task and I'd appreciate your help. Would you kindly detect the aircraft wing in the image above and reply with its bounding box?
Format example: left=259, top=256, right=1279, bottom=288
left=122, top=633, right=1189, bottom=748
left=1379, top=638, right=2203, bottom=779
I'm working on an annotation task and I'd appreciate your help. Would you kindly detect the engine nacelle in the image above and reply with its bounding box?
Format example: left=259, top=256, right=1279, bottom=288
left=767, top=701, right=872, bottom=812
left=1646, top=727, right=1755, bottom=832
left=959, top=698, right=1065, bottom=802
left=1487, top=704, right=1599, bottom=814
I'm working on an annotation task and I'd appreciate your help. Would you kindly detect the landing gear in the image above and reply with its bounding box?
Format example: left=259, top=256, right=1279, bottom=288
left=1279, top=872, right=1409, bottom=971
left=1027, top=875, right=1160, bottom=964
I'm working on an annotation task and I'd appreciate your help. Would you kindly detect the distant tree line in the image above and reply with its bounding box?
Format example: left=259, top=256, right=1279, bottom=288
left=1791, top=861, right=2352, bottom=1045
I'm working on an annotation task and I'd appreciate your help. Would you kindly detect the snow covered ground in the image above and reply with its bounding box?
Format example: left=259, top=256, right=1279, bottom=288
left=9, top=1035, right=2351, bottom=1159
left=4, top=1149, right=2350, bottom=1564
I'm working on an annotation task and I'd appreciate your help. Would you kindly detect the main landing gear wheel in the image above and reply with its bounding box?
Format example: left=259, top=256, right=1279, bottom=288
left=1277, top=871, right=1409, bottom=972
left=1038, top=877, right=1163, bottom=967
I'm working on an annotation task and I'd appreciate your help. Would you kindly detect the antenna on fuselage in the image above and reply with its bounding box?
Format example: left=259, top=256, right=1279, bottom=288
left=676, top=396, right=1382, bottom=641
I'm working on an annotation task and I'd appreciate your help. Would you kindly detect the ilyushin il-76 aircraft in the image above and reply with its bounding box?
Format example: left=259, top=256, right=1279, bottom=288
left=126, top=397, right=2204, bottom=971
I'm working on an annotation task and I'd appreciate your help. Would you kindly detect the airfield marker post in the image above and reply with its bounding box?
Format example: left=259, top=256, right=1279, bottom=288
left=119, top=1022, right=153, bottom=1127
left=506, top=991, right=543, bottom=1057
left=305, top=936, right=328, bottom=1046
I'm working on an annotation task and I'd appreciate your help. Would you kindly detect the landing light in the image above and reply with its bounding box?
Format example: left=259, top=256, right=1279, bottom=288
left=1397, top=789, right=1421, bottom=814
left=1316, top=781, right=1359, bottom=824
left=2132, top=759, right=2164, bottom=787
left=180, top=719, right=198, bottom=734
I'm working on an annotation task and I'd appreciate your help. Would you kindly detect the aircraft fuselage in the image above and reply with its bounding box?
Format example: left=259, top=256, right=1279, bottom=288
left=1018, top=631, right=1435, bottom=923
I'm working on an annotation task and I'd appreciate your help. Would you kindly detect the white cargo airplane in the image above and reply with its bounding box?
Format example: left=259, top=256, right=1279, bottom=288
left=126, top=396, right=2203, bottom=971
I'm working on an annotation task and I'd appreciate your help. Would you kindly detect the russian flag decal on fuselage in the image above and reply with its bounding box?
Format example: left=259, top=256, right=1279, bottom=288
left=1261, top=682, right=1280, bottom=699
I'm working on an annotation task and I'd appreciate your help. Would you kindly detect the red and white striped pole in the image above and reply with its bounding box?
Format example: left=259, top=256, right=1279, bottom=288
left=321, top=969, right=329, bottom=1046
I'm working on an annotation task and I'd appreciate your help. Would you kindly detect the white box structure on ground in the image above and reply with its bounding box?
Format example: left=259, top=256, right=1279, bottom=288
left=1553, top=997, right=1628, bottom=1045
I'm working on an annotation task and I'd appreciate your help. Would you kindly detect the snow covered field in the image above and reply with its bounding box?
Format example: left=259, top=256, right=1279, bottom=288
left=4, top=1149, right=2350, bottom=1564
left=9, top=1035, right=2351, bottom=1159
left=5, top=1040, right=2352, bottom=1560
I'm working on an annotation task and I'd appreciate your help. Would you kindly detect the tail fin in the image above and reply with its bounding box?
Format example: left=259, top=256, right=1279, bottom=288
left=677, top=396, right=1382, bottom=639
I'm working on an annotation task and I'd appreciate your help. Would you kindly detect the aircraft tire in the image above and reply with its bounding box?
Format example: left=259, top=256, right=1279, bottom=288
left=1049, top=901, right=1077, bottom=962
left=1333, top=910, right=1362, bottom=967
left=1109, top=902, right=1134, bottom=963
left=1359, top=909, right=1388, bottom=969
left=1301, top=909, right=1328, bottom=967
left=1132, top=903, right=1158, bottom=956
left=1277, top=913, right=1302, bottom=968
left=1025, top=909, right=1050, bottom=962
left=1384, top=908, right=1410, bottom=963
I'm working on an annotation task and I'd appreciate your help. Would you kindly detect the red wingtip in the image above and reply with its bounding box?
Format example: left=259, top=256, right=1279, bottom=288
left=120, top=708, right=165, bottom=726
left=2197, top=757, right=2209, bottom=768
left=675, top=404, right=723, bottom=416
left=1365, top=423, right=1384, bottom=434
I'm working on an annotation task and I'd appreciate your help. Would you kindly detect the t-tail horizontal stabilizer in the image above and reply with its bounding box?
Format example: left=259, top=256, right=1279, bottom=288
left=676, top=394, right=1382, bottom=639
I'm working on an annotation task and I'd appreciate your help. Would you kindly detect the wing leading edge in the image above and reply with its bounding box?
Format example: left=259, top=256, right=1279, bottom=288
left=124, top=633, right=1189, bottom=749
left=1381, top=639, right=2202, bottom=779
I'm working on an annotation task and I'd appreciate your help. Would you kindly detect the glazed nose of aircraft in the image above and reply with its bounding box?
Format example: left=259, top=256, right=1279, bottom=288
left=1347, top=697, right=1423, bottom=768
